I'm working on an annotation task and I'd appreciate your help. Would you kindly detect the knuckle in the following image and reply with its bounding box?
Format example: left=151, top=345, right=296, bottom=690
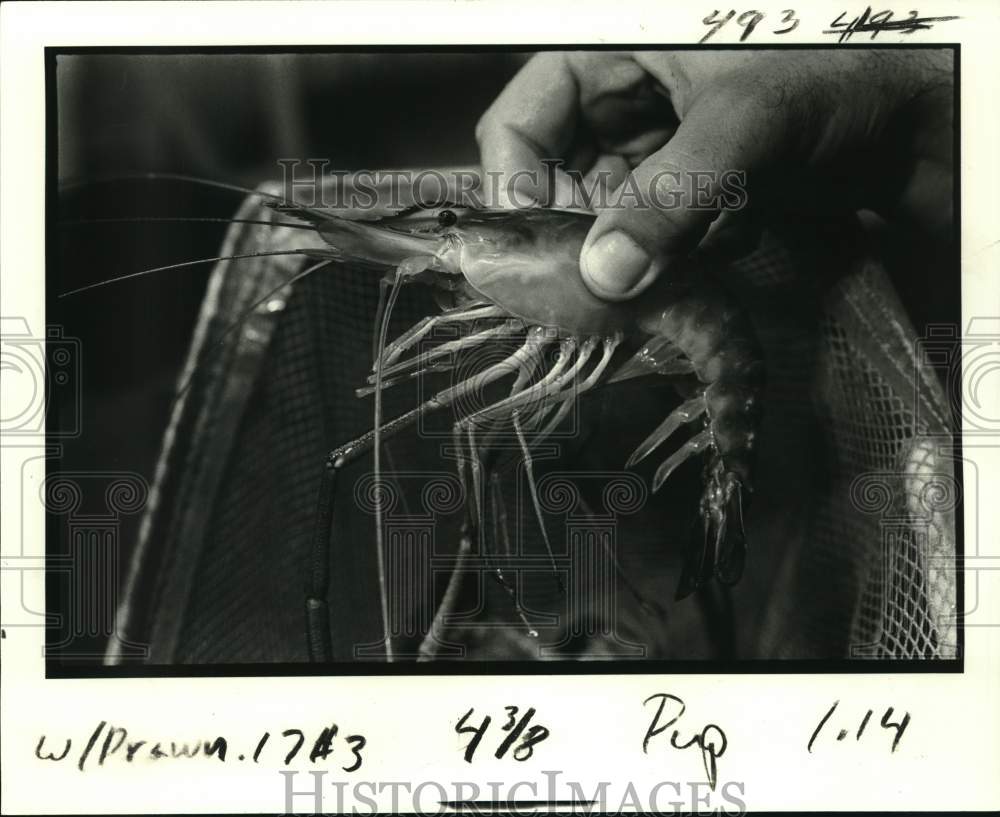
left=474, top=112, right=492, bottom=147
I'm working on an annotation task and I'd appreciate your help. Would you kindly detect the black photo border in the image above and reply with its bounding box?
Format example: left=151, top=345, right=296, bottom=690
left=43, top=43, right=965, bottom=680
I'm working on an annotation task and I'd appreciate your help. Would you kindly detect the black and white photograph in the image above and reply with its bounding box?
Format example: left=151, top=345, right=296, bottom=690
left=3, top=3, right=999, bottom=814
left=47, top=47, right=960, bottom=668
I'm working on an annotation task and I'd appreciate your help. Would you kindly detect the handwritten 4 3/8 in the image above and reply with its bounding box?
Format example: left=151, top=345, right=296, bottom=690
left=456, top=707, right=550, bottom=763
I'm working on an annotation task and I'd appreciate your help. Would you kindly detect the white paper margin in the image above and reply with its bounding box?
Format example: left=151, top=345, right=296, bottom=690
left=2, top=1, right=998, bottom=814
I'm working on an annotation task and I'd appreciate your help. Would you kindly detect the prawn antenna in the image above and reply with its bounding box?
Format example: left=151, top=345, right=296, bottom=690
left=58, top=171, right=332, bottom=222
left=172, top=258, right=335, bottom=401
left=371, top=270, right=408, bottom=663
left=58, top=249, right=318, bottom=298
left=59, top=216, right=319, bottom=231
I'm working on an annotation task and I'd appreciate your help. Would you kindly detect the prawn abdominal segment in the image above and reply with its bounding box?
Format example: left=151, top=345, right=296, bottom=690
left=618, top=288, right=764, bottom=599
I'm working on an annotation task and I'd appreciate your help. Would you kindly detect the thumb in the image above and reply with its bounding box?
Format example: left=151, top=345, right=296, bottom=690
left=579, top=87, right=788, bottom=300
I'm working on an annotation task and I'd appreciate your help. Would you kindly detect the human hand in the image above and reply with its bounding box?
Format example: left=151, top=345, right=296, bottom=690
left=476, top=50, right=953, bottom=301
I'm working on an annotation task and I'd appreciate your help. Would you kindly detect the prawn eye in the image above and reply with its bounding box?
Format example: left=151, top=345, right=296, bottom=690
left=437, top=209, right=457, bottom=227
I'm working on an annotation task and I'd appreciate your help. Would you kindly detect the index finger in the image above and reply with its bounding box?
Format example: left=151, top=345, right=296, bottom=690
left=476, top=52, right=579, bottom=207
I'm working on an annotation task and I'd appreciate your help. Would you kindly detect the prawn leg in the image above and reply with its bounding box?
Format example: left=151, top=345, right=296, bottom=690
left=462, top=420, right=538, bottom=636
left=491, top=471, right=513, bottom=558
left=416, top=521, right=472, bottom=661
left=513, top=410, right=564, bottom=590
left=371, top=275, right=392, bottom=365
left=331, top=327, right=550, bottom=466
left=651, top=427, right=713, bottom=492
left=355, top=361, right=456, bottom=398
left=626, top=394, right=706, bottom=468
left=608, top=335, right=694, bottom=384
left=449, top=338, right=584, bottom=499
left=465, top=337, right=592, bottom=427
left=475, top=333, right=557, bottom=453
left=368, top=319, right=524, bottom=383
left=380, top=304, right=505, bottom=367
left=466, top=423, right=485, bottom=531
left=532, top=334, right=621, bottom=444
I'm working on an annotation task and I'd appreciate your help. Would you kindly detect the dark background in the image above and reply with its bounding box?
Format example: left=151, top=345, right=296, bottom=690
left=49, top=51, right=957, bottom=662
left=51, top=52, right=526, bottom=660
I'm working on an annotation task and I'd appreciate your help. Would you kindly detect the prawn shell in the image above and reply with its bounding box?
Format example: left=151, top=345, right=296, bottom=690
left=704, top=381, right=760, bottom=486
left=636, top=284, right=761, bottom=385
left=457, top=242, right=635, bottom=335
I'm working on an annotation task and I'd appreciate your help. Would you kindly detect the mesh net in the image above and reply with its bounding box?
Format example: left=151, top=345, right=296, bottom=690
left=109, top=182, right=958, bottom=665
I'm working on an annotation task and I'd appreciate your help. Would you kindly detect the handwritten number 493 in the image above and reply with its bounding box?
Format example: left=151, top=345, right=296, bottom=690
left=701, top=10, right=800, bottom=43
left=456, top=706, right=550, bottom=763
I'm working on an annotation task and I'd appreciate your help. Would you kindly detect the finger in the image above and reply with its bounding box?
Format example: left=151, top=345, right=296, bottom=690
left=579, top=154, right=631, bottom=210
left=694, top=208, right=763, bottom=263
left=579, top=83, right=790, bottom=300
left=477, top=52, right=580, bottom=208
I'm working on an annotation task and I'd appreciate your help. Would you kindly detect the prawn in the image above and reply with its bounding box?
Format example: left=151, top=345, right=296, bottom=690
left=62, top=174, right=764, bottom=662
left=269, top=195, right=764, bottom=659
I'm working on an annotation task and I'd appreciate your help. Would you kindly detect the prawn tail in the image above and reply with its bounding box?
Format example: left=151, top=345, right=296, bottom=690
left=625, top=281, right=764, bottom=597
left=675, top=460, right=750, bottom=600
